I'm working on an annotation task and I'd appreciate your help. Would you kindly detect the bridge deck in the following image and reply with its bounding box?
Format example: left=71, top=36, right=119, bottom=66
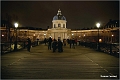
left=1, top=44, right=119, bottom=79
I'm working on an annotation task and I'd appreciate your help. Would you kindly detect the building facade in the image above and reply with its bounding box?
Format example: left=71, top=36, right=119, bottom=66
left=47, top=9, right=71, bottom=40
left=1, top=9, right=119, bottom=43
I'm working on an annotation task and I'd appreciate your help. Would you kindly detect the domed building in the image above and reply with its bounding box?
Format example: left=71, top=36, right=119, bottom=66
left=52, top=9, right=67, bottom=28
left=47, top=9, right=71, bottom=40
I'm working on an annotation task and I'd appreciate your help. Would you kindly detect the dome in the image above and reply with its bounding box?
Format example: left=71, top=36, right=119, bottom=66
left=53, top=15, right=66, bottom=20
left=53, top=9, right=66, bottom=20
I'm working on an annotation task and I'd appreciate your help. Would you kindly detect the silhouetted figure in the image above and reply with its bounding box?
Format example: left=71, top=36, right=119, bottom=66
left=37, top=38, right=39, bottom=45
left=69, top=39, right=72, bottom=48
left=63, top=39, right=67, bottom=46
left=44, top=38, right=47, bottom=45
left=52, top=39, right=58, bottom=52
left=67, top=39, right=70, bottom=44
left=72, top=38, right=75, bottom=49
left=75, top=38, right=77, bottom=46
left=27, top=38, right=31, bottom=52
left=48, top=37, right=52, bottom=50
left=58, top=39, right=63, bottom=52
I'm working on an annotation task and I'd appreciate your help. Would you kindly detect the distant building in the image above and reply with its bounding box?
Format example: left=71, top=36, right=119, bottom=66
left=47, top=9, right=71, bottom=40
left=0, top=9, right=119, bottom=43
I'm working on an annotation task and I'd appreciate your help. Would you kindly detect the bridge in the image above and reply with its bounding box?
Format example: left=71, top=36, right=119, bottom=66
left=1, top=44, right=119, bottom=79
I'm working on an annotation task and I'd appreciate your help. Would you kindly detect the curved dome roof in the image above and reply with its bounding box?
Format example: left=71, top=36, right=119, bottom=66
left=53, top=9, right=66, bottom=20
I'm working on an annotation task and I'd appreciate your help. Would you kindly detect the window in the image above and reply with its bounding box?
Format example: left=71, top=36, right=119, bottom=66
left=58, top=24, right=61, bottom=27
left=63, top=24, right=65, bottom=28
left=54, top=24, right=56, bottom=28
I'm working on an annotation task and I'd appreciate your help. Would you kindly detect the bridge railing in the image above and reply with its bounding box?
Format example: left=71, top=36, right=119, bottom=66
left=1, top=41, right=44, bottom=54
left=78, top=41, right=119, bottom=57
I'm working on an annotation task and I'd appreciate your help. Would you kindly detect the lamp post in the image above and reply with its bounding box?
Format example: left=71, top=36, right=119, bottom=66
left=44, top=33, right=46, bottom=38
left=72, top=33, right=74, bottom=38
left=96, top=23, right=100, bottom=51
left=111, top=34, right=114, bottom=43
left=14, top=23, right=18, bottom=51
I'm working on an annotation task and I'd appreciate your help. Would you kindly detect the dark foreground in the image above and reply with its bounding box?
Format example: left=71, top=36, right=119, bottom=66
left=1, top=44, right=119, bottom=80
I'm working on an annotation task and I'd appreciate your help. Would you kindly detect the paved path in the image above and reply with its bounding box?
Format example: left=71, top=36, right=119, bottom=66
left=1, top=44, right=119, bottom=79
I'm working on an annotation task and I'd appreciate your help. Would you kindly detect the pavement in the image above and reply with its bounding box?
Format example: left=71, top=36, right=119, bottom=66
left=1, top=44, right=119, bottom=80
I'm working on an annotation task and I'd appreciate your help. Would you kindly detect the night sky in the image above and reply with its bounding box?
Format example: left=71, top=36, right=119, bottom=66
left=1, top=1, right=119, bottom=29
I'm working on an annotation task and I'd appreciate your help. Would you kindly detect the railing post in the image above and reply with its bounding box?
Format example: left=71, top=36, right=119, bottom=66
left=1, top=43, right=3, bottom=54
left=110, top=43, right=112, bottom=55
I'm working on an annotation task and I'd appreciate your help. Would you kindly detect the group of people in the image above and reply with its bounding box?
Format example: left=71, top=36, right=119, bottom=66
left=26, top=37, right=78, bottom=53
left=47, top=37, right=63, bottom=53
left=45, top=37, right=78, bottom=53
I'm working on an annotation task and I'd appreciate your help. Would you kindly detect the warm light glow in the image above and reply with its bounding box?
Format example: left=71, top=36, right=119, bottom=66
left=33, top=34, right=35, bottom=36
left=96, top=23, right=100, bottom=28
left=84, top=34, right=85, bottom=36
left=2, top=34, right=4, bottom=36
left=72, top=34, right=74, bottom=35
left=99, top=39, right=102, bottom=42
left=14, top=23, right=18, bottom=28
left=112, top=34, right=114, bottom=36
left=44, top=34, right=46, bottom=35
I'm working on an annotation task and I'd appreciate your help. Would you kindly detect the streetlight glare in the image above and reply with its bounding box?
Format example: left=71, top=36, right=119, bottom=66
left=14, top=23, right=18, bottom=28
left=96, top=23, right=100, bottom=28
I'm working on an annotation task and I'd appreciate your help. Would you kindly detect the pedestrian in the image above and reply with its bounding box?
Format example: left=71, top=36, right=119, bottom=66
left=75, top=38, right=77, bottom=46
left=48, top=37, right=52, bottom=50
left=57, top=39, right=63, bottom=52
left=63, top=39, right=67, bottom=46
left=44, top=38, right=47, bottom=45
left=67, top=39, right=70, bottom=44
left=69, top=39, right=72, bottom=48
left=72, top=38, right=75, bottom=49
left=37, top=38, right=39, bottom=45
left=52, top=39, right=58, bottom=52
left=27, top=38, right=31, bottom=52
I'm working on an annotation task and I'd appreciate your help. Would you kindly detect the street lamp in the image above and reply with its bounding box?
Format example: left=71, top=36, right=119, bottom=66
left=96, top=23, right=100, bottom=51
left=44, top=33, right=46, bottom=38
left=111, top=34, right=114, bottom=43
left=14, top=23, right=18, bottom=51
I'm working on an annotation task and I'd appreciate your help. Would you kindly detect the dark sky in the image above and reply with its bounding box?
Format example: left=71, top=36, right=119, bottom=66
left=1, top=1, right=119, bottom=29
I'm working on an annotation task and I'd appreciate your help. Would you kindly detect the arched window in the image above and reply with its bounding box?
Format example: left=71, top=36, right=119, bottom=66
left=54, top=24, right=56, bottom=28
left=58, top=24, right=61, bottom=27
left=63, top=24, right=65, bottom=28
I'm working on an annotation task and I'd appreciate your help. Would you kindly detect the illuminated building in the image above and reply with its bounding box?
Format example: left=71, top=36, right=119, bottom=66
left=1, top=9, right=119, bottom=43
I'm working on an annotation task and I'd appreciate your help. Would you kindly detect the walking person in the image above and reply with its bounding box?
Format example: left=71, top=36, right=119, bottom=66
left=52, top=39, right=58, bottom=52
left=48, top=37, right=52, bottom=50
left=57, top=39, right=63, bottom=52
left=27, top=38, right=31, bottom=52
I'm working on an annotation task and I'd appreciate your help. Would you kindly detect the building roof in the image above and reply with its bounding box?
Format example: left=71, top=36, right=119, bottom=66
left=53, top=9, right=66, bottom=20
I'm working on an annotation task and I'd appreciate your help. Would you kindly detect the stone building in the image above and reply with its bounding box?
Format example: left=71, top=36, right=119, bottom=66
left=47, top=9, right=71, bottom=40
left=1, top=9, right=119, bottom=43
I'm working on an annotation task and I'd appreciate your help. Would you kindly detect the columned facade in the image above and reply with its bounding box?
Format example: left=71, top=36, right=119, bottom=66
left=1, top=9, right=119, bottom=43
left=47, top=9, right=71, bottom=40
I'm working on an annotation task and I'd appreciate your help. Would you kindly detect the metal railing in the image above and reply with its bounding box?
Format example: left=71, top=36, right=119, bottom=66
left=78, top=41, right=119, bottom=57
left=1, top=41, right=44, bottom=54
